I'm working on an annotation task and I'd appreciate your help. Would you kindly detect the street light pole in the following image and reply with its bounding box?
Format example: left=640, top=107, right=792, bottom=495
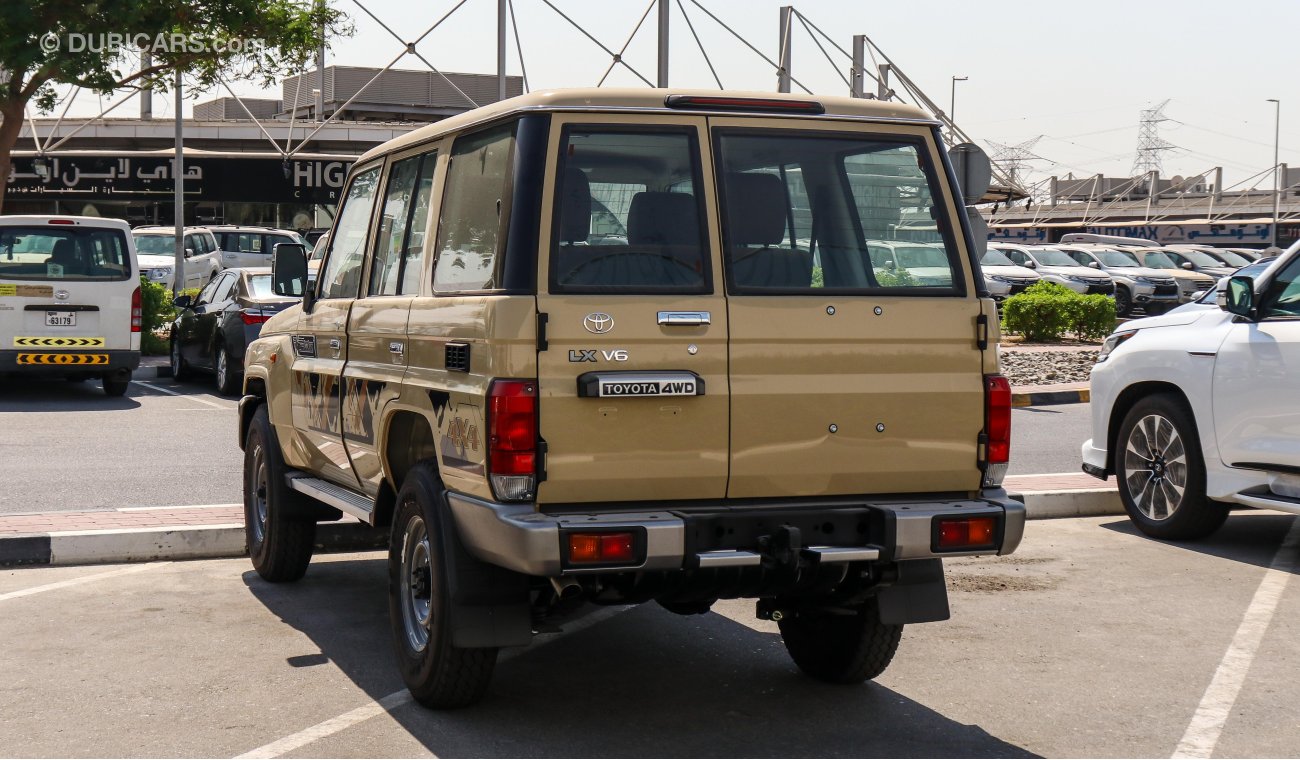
left=950, top=76, right=968, bottom=144
left=1268, top=98, right=1281, bottom=248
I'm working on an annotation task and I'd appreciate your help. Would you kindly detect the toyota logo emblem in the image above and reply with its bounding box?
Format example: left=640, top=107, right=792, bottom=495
left=54, top=289, right=70, bottom=301
left=583, top=312, right=614, bottom=334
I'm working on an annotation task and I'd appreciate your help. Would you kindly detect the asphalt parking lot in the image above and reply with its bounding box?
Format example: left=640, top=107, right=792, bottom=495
left=2, top=512, right=1296, bottom=758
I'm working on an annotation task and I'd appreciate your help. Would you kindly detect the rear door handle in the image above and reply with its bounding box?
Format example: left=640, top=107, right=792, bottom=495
left=657, top=311, right=711, bottom=326
left=388, top=341, right=404, bottom=355
left=328, top=338, right=342, bottom=351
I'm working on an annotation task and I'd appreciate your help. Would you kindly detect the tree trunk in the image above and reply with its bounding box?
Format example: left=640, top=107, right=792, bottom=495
left=0, top=100, right=28, bottom=215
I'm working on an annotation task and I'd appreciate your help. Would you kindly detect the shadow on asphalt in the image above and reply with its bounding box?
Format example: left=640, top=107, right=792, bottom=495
left=246, top=557, right=1038, bottom=759
left=1011, top=407, right=1065, bottom=415
left=0, top=378, right=142, bottom=411
left=1099, top=512, right=1297, bottom=573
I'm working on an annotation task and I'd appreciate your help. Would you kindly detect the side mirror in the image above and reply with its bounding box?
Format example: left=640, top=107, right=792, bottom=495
left=1024, top=259, right=1037, bottom=269
left=173, top=294, right=192, bottom=309
left=949, top=143, right=993, bottom=206
left=184, top=247, right=195, bottom=258
left=272, top=243, right=311, bottom=308
left=1223, top=275, right=1255, bottom=318
left=1181, top=261, right=1194, bottom=270
left=1087, top=261, right=1100, bottom=269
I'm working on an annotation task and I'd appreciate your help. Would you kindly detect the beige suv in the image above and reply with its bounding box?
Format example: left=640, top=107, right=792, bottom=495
left=239, top=89, right=1024, bottom=708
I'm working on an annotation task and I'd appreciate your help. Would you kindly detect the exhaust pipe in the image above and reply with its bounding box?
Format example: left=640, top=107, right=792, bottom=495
left=549, top=577, right=581, bottom=602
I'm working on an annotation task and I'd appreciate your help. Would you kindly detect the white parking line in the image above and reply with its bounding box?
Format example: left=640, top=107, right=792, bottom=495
left=232, top=604, right=633, bottom=759
left=118, top=503, right=241, bottom=512
left=0, top=562, right=168, bottom=603
left=1172, top=517, right=1300, bottom=759
left=132, top=380, right=232, bottom=410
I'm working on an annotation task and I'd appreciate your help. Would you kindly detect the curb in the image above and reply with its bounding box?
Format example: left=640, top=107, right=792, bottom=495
left=0, top=521, right=387, bottom=567
left=0, top=490, right=1121, bottom=567
left=1011, top=387, right=1090, bottom=408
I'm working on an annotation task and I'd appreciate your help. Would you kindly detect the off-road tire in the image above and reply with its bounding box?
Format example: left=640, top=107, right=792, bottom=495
left=102, top=373, right=130, bottom=397
left=215, top=344, right=241, bottom=396
left=1116, top=393, right=1227, bottom=540
left=243, top=404, right=316, bottom=581
left=778, top=600, right=903, bottom=684
left=389, top=461, right=498, bottom=709
left=170, top=336, right=191, bottom=381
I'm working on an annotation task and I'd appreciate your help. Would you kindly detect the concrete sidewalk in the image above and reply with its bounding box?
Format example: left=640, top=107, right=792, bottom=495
left=0, top=472, right=1119, bottom=567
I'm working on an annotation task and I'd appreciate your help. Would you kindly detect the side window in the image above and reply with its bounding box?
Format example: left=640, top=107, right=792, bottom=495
left=318, top=166, right=381, bottom=300
left=195, top=275, right=223, bottom=305
left=265, top=234, right=294, bottom=258
left=184, top=234, right=198, bottom=255
left=213, top=273, right=238, bottom=303
left=1067, top=251, right=1087, bottom=266
left=401, top=155, right=438, bottom=295
left=1005, top=250, right=1026, bottom=266
left=550, top=128, right=709, bottom=294
left=370, top=151, right=436, bottom=296
left=434, top=124, right=515, bottom=292
left=1262, top=256, right=1300, bottom=318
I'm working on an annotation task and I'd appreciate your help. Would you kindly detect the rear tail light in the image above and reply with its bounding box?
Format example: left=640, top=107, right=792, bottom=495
left=131, top=287, right=142, bottom=332
left=983, top=374, right=1011, bottom=487
left=567, top=532, right=637, bottom=564
left=934, top=516, right=998, bottom=551
left=488, top=379, right=538, bottom=501
left=240, top=309, right=271, bottom=325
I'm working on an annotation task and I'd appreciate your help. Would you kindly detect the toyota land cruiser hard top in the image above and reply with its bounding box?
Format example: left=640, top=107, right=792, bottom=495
left=239, top=89, right=1024, bottom=708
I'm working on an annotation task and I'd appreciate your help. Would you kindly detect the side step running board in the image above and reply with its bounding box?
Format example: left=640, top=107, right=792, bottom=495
left=1234, top=491, right=1300, bottom=516
left=695, top=545, right=881, bottom=569
left=285, top=472, right=375, bottom=524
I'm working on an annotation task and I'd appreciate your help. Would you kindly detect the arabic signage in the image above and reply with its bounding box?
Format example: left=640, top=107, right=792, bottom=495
left=988, top=222, right=1293, bottom=246
left=6, top=154, right=354, bottom=204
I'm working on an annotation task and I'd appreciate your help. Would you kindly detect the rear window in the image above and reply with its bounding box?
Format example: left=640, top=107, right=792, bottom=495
left=549, top=128, right=710, bottom=294
left=0, top=226, right=131, bottom=281
left=716, top=131, right=962, bottom=293
left=246, top=274, right=276, bottom=299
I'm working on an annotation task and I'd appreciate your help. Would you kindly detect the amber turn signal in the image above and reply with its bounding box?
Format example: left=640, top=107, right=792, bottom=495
left=567, top=532, right=636, bottom=564
left=936, top=517, right=997, bottom=550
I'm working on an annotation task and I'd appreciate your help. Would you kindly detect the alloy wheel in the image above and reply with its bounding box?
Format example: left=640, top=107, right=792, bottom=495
left=1123, top=413, right=1188, bottom=521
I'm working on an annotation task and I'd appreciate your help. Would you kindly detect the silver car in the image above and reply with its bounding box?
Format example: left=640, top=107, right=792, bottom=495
left=1056, top=245, right=1180, bottom=316
left=980, top=248, right=1040, bottom=301
left=991, top=243, right=1116, bottom=296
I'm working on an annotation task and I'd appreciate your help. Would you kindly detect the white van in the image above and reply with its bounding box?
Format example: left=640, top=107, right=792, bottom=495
left=0, top=215, right=141, bottom=395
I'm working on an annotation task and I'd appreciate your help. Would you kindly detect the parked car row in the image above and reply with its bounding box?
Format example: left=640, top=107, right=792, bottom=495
left=980, top=237, right=1261, bottom=317
left=131, top=224, right=308, bottom=291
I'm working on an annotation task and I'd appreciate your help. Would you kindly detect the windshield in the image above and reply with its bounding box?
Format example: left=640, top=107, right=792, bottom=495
left=1141, top=251, right=1178, bottom=269
left=0, top=226, right=131, bottom=281
left=134, top=234, right=178, bottom=255
left=1173, top=249, right=1224, bottom=267
left=981, top=250, right=1016, bottom=266
left=893, top=245, right=949, bottom=268
left=1095, top=250, right=1141, bottom=267
left=1030, top=248, right=1079, bottom=267
left=1214, top=250, right=1251, bottom=266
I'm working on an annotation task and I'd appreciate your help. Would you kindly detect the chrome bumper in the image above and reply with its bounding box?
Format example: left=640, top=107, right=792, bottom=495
left=445, top=490, right=1026, bottom=578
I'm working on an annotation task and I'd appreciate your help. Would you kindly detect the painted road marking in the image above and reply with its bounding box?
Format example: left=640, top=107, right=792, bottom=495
left=118, top=503, right=241, bottom=512
left=133, top=379, right=232, bottom=410
left=0, top=562, right=168, bottom=603
left=1172, top=517, right=1300, bottom=759
left=233, top=604, right=633, bottom=759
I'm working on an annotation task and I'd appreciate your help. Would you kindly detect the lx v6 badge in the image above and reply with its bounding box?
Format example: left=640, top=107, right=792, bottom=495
left=569, top=349, right=629, bottom=362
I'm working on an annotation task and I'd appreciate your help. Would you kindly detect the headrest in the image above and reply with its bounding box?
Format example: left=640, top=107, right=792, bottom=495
left=558, top=167, right=592, bottom=243
left=724, top=173, right=787, bottom=246
left=627, top=192, right=698, bottom=247
left=50, top=238, right=76, bottom=261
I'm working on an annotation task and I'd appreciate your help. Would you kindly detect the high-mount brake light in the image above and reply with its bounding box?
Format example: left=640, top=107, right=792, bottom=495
left=488, top=379, right=538, bottom=501
left=664, top=95, right=826, bottom=114
left=47, top=219, right=76, bottom=225
left=983, top=374, right=1011, bottom=487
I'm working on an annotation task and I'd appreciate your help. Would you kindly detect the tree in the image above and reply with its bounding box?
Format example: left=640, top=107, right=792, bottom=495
left=0, top=0, right=350, bottom=211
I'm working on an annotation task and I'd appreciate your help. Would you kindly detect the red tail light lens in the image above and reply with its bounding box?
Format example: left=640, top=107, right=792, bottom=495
left=936, top=516, right=998, bottom=551
left=488, top=379, right=538, bottom=500
left=240, top=310, right=271, bottom=325
left=131, top=287, right=142, bottom=332
left=567, top=532, right=637, bottom=564
left=985, top=374, right=1011, bottom=464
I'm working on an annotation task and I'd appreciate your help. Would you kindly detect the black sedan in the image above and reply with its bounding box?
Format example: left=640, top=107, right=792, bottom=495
left=170, top=268, right=297, bottom=395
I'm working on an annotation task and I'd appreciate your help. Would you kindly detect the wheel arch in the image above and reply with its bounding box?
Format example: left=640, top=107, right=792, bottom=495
left=1106, top=381, right=1198, bottom=472
left=381, top=408, right=439, bottom=527
left=238, top=375, right=267, bottom=451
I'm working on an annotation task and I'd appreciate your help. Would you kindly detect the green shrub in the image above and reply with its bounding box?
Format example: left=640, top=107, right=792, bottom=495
left=1001, top=280, right=1117, bottom=342
left=137, top=279, right=201, bottom=355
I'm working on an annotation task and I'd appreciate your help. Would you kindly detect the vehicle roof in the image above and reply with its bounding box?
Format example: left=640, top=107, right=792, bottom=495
left=228, top=267, right=273, bottom=275
left=206, top=225, right=299, bottom=233
left=0, top=215, right=131, bottom=231
left=357, top=88, right=936, bottom=164
left=134, top=226, right=213, bottom=234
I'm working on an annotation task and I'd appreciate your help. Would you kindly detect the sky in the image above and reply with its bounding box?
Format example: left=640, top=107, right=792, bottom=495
left=42, top=0, right=1300, bottom=192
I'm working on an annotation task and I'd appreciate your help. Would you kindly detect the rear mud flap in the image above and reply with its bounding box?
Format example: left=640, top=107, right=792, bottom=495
left=436, top=503, right=533, bottom=648
left=875, top=559, right=949, bottom=625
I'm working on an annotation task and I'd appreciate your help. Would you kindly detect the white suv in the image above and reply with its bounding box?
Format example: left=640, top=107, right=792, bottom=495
left=207, top=225, right=306, bottom=269
left=132, top=226, right=223, bottom=289
left=1083, top=242, right=1300, bottom=539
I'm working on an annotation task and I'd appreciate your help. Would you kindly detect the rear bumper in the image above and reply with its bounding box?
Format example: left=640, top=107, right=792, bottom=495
left=0, top=349, right=139, bottom=373
left=446, top=490, right=1026, bottom=577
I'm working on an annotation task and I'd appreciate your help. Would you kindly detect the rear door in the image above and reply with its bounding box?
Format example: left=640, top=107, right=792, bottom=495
left=535, top=115, right=729, bottom=504
left=0, top=221, right=136, bottom=358
left=711, top=118, right=987, bottom=498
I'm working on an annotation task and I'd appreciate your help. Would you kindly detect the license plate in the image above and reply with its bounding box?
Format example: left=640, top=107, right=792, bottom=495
left=45, top=311, right=75, bottom=327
